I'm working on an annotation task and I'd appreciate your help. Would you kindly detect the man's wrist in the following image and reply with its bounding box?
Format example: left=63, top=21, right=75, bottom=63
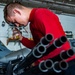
left=19, top=36, right=23, bottom=41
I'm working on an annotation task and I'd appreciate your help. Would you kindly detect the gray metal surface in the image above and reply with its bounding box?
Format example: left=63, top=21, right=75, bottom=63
left=0, top=47, right=31, bottom=63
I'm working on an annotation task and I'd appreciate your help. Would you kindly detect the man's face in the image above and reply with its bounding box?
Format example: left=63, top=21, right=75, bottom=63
left=7, top=8, right=28, bottom=27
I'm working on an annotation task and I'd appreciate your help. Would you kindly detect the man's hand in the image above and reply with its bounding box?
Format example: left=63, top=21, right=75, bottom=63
left=13, top=28, right=23, bottom=40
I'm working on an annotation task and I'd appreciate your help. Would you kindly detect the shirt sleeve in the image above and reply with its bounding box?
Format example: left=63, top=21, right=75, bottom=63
left=20, top=37, right=36, bottom=49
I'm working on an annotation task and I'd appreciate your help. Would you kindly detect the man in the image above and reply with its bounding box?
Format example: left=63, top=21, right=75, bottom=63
left=4, top=2, right=75, bottom=67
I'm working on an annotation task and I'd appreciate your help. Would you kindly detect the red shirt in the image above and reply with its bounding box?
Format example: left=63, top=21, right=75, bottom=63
left=21, top=8, right=75, bottom=65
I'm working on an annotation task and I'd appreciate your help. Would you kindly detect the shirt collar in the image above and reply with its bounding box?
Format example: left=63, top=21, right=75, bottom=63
left=29, top=8, right=38, bottom=22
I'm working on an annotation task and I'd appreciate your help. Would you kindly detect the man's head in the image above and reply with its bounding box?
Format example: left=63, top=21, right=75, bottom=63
left=4, top=2, right=31, bottom=27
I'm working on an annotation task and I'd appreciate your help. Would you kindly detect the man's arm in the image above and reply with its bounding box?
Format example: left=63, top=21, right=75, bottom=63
left=20, top=36, right=36, bottom=49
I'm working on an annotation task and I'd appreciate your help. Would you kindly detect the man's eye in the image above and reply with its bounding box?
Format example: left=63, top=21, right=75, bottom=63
left=9, top=23, right=16, bottom=27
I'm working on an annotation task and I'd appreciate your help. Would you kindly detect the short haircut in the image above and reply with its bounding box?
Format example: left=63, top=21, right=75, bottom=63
left=3, top=2, right=24, bottom=23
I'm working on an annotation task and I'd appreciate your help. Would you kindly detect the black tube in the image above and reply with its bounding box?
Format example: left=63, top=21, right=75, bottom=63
left=35, top=34, right=53, bottom=47
left=59, top=61, right=68, bottom=70
left=60, top=49, right=74, bottom=60
left=49, top=49, right=74, bottom=62
left=40, top=34, right=53, bottom=46
left=43, top=36, right=67, bottom=56
left=39, top=59, right=53, bottom=72
left=47, top=60, right=68, bottom=73
left=44, top=59, right=53, bottom=69
left=52, top=61, right=62, bottom=73
left=33, top=45, right=46, bottom=57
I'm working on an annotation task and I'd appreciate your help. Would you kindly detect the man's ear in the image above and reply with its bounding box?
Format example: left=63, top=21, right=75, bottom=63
left=13, top=8, right=21, bottom=15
